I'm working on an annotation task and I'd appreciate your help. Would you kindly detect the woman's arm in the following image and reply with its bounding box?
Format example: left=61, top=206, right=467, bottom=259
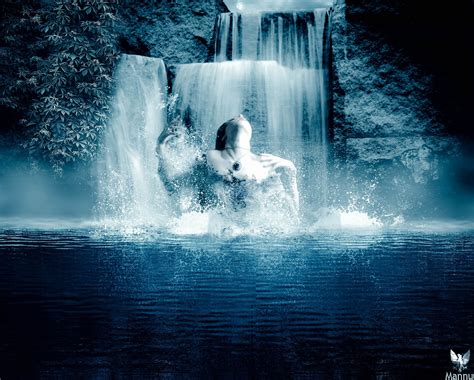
left=280, top=167, right=299, bottom=214
left=259, top=154, right=299, bottom=213
left=156, top=129, right=179, bottom=193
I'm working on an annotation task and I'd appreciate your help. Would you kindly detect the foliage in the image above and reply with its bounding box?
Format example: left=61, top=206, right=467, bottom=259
left=1, top=0, right=120, bottom=172
left=0, top=1, right=37, bottom=114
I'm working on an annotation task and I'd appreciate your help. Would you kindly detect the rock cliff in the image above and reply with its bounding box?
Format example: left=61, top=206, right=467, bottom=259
left=330, top=0, right=473, bottom=216
left=331, top=0, right=472, bottom=143
left=119, top=0, right=228, bottom=64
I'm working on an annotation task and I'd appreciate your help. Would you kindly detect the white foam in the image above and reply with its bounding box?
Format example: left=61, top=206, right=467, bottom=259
left=309, top=207, right=382, bottom=230
left=168, top=212, right=211, bottom=235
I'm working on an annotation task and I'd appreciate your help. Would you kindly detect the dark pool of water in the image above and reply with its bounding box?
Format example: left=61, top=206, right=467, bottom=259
left=0, top=228, right=473, bottom=379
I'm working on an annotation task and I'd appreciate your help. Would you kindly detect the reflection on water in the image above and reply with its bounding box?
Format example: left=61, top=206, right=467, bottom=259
left=0, top=228, right=473, bottom=378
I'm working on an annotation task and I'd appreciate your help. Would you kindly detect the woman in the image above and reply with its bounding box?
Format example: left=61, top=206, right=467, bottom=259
left=157, top=115, right=299, bottom=218
left=206, top=115, right=299, bottom=214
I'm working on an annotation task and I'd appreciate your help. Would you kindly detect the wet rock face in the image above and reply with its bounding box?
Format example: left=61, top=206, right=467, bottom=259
left=329, top=0, right=472, bottom=215
left=331, top=0, right=472, bottom=143
left=334, top=137, right=462, bottom=219
left=119, top=0, right=228, bottom=64
left=333, top=1, right=432, bottom=141
left=346, top=137, right=459, bottom=184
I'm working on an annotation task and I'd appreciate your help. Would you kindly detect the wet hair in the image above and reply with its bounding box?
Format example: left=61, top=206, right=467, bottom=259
left=215, top=116, right=251, bottom=150
left=215, top=121, right=228, bottom=151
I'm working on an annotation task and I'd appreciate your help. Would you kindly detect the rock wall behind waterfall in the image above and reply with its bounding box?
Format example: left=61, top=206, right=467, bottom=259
left=330, top=0, right=473, bottom=218
left=332, top=0, right=472, bottom=142
left=119, top=0, right=228, bottom=64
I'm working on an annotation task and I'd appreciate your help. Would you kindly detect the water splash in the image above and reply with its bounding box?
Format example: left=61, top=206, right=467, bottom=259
left=309, top=208, right=382, bottom=230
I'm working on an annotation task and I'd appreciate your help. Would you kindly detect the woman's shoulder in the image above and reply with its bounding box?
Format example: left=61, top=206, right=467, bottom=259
left=205, top=149, right=226, bottom=175
left=206, top=149, right=220, bottom=158
left=206, top=149, right=222, bottom=166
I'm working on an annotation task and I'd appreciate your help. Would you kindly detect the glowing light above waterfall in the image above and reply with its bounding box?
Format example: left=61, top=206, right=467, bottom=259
left=224, top=0, right=333, bottom=13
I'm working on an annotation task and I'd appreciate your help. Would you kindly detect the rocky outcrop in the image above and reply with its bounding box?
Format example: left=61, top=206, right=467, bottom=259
left=329, top=0, right=472, bottom=216
left=331, top=0, right=460, bottom=142
left=346, top=137, right=459, bottom=184
left=119, top=0, right=228, bottom=65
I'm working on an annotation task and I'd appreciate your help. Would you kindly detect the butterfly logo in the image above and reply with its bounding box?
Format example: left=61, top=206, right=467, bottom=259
left=450, top=349, right=470, bottom=372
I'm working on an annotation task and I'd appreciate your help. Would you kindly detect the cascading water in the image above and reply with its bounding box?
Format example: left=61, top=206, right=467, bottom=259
left=173, top=9, right=332, bottom=211
left=214, top=10, right=330, bottom=69
left=96, top=54, right=170, bottom=226
left=173, top=61, right=325, bottom=146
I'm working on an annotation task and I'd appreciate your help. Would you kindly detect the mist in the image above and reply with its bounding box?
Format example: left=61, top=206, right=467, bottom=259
left=0, top=157, right=95, bottom=221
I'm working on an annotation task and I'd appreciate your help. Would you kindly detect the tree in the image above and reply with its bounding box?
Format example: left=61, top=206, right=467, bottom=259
left=0, top=1, right=38, bottom=125
left=1, top=0, right=120, bottom=173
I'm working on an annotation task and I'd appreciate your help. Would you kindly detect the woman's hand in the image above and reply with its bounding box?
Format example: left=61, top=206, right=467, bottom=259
left=156, top=127, right=186, bottom=155
left=260, top=154, right=297, bottom=174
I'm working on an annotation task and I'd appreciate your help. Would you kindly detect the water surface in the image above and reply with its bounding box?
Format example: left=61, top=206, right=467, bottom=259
left=1, top=227, right=473, bottom=378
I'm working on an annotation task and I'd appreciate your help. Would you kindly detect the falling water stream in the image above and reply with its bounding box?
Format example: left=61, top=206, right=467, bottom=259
left=97, top=55, right=170, bottom=226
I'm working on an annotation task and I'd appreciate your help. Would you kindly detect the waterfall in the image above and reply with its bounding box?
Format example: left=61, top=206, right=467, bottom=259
left=174, top=9, right=332, bottom=209
left=96, top=54, right=170, bottom=225
left=173, top=61, right=325, bottom=146
left=97, top=8, right=333, bottom=227
left=213, top=10, right=331, bottom=69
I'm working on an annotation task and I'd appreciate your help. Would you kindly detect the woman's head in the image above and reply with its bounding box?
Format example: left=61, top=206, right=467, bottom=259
left=215, top=115, right=252, bottom=150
